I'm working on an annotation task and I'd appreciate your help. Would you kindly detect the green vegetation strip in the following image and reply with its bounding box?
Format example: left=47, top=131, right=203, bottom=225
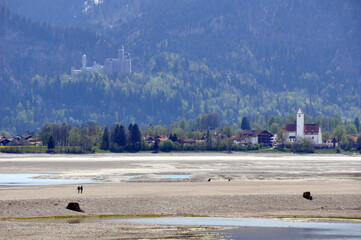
left=2, top=214, right=167, bottom=221
left=2, top=213, right=202, bottom=221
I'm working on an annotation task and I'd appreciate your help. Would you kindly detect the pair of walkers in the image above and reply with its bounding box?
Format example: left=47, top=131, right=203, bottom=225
left=77, top=185, right=83, bottom=194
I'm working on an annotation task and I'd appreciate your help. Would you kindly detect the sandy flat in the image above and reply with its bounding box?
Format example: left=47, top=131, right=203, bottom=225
left=0, top=152, right=360, bottom=239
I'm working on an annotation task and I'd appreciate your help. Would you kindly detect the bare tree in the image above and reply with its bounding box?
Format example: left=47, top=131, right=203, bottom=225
left=276, top=129, right=289, bottom=149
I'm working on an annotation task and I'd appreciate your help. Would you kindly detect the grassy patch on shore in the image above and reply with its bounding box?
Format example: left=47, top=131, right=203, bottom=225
left=244, top=147, right=291, bottom=153
left=314, top=149, right=338, bottom=154
left=2, top=213, right=203, bottom=221
left=0, top=146, right=48, bottom=153
left=1, top=214, right=167, bottom=221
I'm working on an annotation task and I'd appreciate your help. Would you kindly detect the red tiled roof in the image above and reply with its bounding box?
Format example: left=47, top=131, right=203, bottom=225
left=284, top=124, right=296, bottom=132
left=284, top=124, right=320, bottom=134
left=304, top=124, right=320, bottom=134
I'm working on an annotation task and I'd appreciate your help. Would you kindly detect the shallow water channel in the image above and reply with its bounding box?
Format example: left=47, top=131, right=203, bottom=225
left=0, top=174, right=96, bottom=186
left=113, top=217, right=361, bottom=239
left=0, top=173, right=191, bottom=186
left=19, top=217, right=361, bottom=240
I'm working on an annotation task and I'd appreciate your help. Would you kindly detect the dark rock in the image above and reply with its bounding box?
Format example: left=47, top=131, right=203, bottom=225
left=303, top=191, right=313, bottom=200
left=66, top=202, right=84, bottom=212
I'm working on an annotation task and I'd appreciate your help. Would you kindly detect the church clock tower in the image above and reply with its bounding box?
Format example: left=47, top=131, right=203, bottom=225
left=296, top=108, right=304, bottom=139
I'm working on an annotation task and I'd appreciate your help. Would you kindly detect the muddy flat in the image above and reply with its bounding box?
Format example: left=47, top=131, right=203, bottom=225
left=0, top=152, right=360, bottom=239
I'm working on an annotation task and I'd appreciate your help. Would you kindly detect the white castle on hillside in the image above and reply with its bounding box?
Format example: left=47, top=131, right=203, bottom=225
left=71, top=46, right=131, bottom=78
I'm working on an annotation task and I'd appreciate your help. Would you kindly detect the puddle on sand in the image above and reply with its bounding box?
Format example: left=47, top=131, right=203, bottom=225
left=159, top=175, right=192, bottom=179
left=123, top=174, right=192, bottom=179
left=113, top=217, right=361, bottom=240
left=0, top=174, right=96, bottom=186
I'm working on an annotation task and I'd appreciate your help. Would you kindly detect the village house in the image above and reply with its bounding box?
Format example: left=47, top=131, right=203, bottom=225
left=325, top=137, right=338, bottom=148
left=178, top=137, right=196, bottom=145
left=233, top=130, right=273, bottom=146
left=143, top=135, right=155, bottom=144
left=143, top=135, right=169, bottom=144
left=0, top=136, right=10, bottom=146
left=155, top=135, right=169, bottom=142
left=284, top=109, right=322, bottom=144
left=28, top=137, right=42, bottom=146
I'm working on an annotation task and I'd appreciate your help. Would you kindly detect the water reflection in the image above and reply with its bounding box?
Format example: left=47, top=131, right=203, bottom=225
left=14, top=216, right=361, bottom=239
left=116, top=217, right=361, bottom=240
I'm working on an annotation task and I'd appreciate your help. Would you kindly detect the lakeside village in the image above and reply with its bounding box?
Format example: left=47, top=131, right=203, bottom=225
left=1, top=109, right=360, bottom=153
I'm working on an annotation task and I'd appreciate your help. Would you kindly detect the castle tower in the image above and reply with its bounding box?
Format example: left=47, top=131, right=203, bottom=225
left=82, top=54, right=87, bottom=70
left=119, top=46, right=125, bottom=61
left=128, top=53, right=132, bottom=73
left=296, top=108, right=304, bottom=139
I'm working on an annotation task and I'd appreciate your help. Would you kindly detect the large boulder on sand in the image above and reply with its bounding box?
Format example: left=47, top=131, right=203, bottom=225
left=303, top=191, right=313, bottom=200
left=66, top=202, right=84, bottom=212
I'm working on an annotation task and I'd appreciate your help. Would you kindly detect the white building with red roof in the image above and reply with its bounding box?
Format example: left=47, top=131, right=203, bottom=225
left=284, top=109, right=322, bottom=144
left=233, top=130, right=273, bottom=146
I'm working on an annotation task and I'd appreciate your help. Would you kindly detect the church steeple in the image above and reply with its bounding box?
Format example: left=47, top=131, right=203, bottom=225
left=296, top=108, right=304, bottom=139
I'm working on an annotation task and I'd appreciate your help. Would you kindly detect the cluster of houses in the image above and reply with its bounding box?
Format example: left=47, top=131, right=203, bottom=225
left=0, top=132, right=41, bottom=146
left=143, top=130, right=275, bottom=147
left=143, top=109, right=345, bottom=148
left=1, top=109, right=357, bottom=149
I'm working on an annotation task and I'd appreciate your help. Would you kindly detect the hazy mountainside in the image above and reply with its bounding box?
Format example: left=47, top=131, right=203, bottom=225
left=0, top=5, right=119, bottom=79
left=0, top=0, right=361, bottom=133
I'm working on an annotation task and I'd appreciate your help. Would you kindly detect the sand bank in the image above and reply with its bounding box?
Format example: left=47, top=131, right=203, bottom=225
left=0, top=152, right=360, bottom=239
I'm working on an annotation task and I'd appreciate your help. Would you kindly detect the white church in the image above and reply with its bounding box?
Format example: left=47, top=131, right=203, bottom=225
left=284, top=109, right=322, bottom=144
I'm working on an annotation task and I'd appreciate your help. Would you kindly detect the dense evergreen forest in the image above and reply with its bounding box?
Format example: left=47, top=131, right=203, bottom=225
left=0, top=1, right=360, bottom=134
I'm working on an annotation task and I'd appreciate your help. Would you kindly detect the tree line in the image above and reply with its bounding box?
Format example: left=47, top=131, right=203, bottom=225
left=1, top=112, right=360, bottom=154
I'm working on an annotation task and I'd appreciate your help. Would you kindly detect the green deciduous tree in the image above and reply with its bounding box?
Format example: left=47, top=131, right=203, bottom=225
left=206, top=130, right=212, bottom=150
left=322, top=131, right=330, bottom=143
left=179, top=117, right=188, bottom=131
left=172, top=127, right=185, bottom=139
left=40, top=124, right=52, bottom=146
left=291, top=138, right=314, bottom=153
left=346, top=124, right=357, bottom=134
left=354, top=117, right=360, bottom=133
left=200, top=113, right=221, bottom=130
left=160, top=139, right=174, bottom=152
left=269, top=122, right=281, bottom=134
left=340, top=135, right=350, bottom=150
left=68, top=126, right=81, bottom=146
left=333, top=125, right=347, bottom=143
left=222, top=125, right=234, bottom=138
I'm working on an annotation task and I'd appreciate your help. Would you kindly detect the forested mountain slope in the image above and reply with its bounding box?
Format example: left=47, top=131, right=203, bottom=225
left=0, top=0, right=360, bottom=133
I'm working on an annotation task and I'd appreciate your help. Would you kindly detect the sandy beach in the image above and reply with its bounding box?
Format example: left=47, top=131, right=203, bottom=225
left=0, top=152, right=360, bottom=239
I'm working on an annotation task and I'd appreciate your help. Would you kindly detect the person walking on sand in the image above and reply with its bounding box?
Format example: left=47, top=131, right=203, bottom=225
left=77, top=186, right=80, bottom=194
left=80, top=185, right=83, bottom=194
